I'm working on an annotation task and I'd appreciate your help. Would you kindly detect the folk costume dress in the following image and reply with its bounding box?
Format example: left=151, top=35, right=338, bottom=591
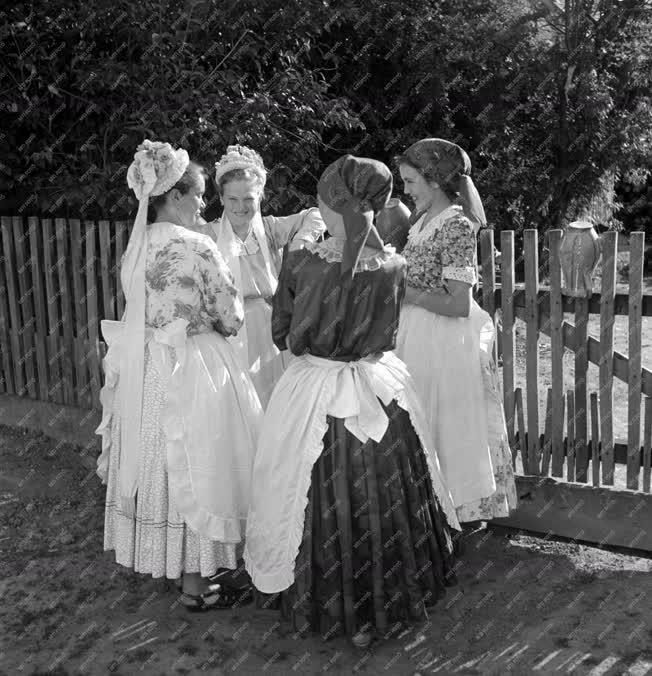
left=97, top=223, right=263, bottom=578
left=209, top=209, right=325, bottom=408
left=396, top=205, right=517, bottom=521
left=244, top=155, right=459, bottom=641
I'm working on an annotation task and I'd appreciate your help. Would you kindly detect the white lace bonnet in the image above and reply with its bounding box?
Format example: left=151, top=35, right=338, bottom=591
left=214, top=144, right=267, bottom=188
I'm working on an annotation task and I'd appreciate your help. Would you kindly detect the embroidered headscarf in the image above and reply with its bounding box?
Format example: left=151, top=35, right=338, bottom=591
left=317, top=155, right=392, bottom=276
left=399, top=138, right=487, bottom=232
left=119, top=140, right=189, bottom=513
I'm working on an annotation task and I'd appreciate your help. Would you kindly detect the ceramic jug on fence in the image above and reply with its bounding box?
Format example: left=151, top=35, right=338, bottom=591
left=558, top=220, right=602, bottom=298
left=376, top=198, right=412, bottom=252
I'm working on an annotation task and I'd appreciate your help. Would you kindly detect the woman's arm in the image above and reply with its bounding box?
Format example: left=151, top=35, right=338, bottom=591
left=197, top=240, right=244, bottom=336
left=264, top=208, right=326, bottom=252
left=271, top=254, right=297, bottom=350
left=406, top=280, right=471, bottom=318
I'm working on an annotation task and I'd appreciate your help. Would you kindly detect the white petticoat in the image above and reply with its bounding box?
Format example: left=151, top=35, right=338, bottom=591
left=97, top=321, right=263, bottom=577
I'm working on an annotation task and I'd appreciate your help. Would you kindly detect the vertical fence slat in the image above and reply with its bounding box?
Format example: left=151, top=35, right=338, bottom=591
left=500, top=231, right=515, bottom=450
left=599, top=231, right=617, bottom=485
left=115, top=220, right=127, bottom=319
left=515, top=387, right=526, bottom=473
left=99, top=220, right=115, bottom=321
left=541, top=388, right=553, bottom=475
left=0, top=218, right=14, bottom=394
left=55, top=218, right=75, bottom=405
left=85, top=221, right=102, bottom=409
left=567, top=390, right=575, bottom=482
left=42, top=218, right=63, bottom=403
left=480, top=229, right=496, bottom=362
left=27, top=217, right=49, bottom=401
left=574, top=297, right=589, bottom=483
left=524, top=230, right=540, bottom=474
left=590, top=392, right=600, bottom=487
left=70, top=218, right=91, bottom=409
left=548, top=230, right=565, bottom=477
left=12, top=217, right=37, bottom=398
left=1, top=216, right=26, bottom=396
left=627, top=232, right=644, bottom=490
left=643, top=397, right=651, bottom=493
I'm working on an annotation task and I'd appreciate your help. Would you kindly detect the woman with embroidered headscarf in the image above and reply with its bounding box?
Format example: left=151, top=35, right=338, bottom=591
left=394, top=138, right=517, bottom=524
left=204, top=145, right=326, bottom=408
left=244, top=155, right=460, bottom=648
left=96, top=141, right=263, bottom=611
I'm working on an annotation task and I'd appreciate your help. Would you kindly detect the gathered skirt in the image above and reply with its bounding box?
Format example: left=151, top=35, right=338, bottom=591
left=102, top=332, right=262, bottom=578
left=275, top=400, right=456, bottom=639
left=396, top=301, right=517, bottom=521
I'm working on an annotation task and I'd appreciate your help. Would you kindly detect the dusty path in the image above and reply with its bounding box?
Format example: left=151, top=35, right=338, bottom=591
left=1, top=424, right=651, bottom=676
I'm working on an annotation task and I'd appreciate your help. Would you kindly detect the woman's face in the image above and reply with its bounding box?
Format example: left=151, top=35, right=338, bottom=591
left=171, top=175, right=206, bottom=228
left=399, top=164, right=437, bottom=213
left=318, top=197, right=346, bottom=238
left=221, top=178, right=262, bottom=228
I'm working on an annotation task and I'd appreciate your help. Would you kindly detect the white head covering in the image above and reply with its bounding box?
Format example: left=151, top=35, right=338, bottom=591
left=214, top=144, right=267, bottom=187
left=119, top=140, right=189, bottom=513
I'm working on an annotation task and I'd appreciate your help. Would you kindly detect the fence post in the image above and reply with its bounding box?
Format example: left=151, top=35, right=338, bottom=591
left=501, top=231, right=515, bottom=451
left=524, top=229, right=540, bottom=474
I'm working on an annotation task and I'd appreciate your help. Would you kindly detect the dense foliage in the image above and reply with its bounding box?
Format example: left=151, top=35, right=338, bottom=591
left=2, top=0, right=651, bottom=232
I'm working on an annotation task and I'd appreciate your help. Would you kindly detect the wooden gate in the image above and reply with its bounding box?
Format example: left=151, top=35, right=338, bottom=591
left=479, top=228, right=652, bottom=552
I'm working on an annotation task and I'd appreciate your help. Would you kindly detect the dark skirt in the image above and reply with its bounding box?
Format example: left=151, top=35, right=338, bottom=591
left=260, top=399, right=457, bottom=640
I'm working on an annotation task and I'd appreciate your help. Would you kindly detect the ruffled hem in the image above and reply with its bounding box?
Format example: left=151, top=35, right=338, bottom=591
left=244, top=374, right=336, bottom=593
left=163, top=367, right=245, bottom=544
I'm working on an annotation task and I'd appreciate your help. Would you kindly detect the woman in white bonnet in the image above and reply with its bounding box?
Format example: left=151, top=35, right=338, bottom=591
left=206, top=145, right=326, bottom=408
left=96, top=141, right=262, bottom=610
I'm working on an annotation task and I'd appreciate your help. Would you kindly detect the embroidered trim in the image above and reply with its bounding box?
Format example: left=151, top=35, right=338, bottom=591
left=305, top=239, right=397, bottom=272
left=442, top=265, right=477, bottom=285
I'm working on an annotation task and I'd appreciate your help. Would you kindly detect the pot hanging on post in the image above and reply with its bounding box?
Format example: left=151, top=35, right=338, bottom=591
left=558, top=220, right=602, bottom=297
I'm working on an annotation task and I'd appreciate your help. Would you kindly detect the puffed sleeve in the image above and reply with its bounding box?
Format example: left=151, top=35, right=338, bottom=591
left=271, top=252, right=298, bottom=350
left=264, top=208, right=326, bottom=250
left=440, top=214, right=478, bottom=286
left=196, top=238, right=244, bottom=336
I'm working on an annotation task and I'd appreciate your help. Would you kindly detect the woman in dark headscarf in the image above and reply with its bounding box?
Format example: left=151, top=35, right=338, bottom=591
left=394, top=138, right=517, bottom=525
left=244, top=155, right=459, bottom=648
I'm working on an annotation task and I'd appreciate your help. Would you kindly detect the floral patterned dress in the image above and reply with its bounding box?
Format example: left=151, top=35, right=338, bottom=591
left=395, top=205, right=517, bottom=522
left=98, top=222, right=262, bottom=579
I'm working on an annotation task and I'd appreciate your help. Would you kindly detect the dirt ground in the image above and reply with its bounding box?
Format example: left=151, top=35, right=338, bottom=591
left=1, top=424, right=651, bottom=676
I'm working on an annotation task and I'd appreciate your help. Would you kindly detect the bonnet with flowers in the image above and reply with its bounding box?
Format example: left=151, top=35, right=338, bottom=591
left=214, top=145, right=267, bottom=188
left=117, top=140, right=189, bottom=513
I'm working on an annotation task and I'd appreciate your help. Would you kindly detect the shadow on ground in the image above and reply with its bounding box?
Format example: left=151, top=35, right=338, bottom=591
left=1, top=424, right=651, bottom=675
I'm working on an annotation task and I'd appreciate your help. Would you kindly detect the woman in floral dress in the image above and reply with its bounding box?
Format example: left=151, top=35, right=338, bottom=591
left=204, top=145, right=326, bottom=408
left=245, top=155, right=459, bottom=648
left=96, top=141, right=262, bottom=610
left=394, top=138, right=517, bottom=523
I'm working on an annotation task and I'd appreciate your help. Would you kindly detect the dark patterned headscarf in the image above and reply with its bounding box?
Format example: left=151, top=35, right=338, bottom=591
left=398, top=138, right=487, bottom=231
left=317, top=155, right=392, bottom=276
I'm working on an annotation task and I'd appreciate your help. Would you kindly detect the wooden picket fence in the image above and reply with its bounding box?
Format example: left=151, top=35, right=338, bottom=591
left=479, top=228, right=652, bottom=552
left=0, top=216, right=651, bottom=550
left=0, top=216, right=129, bottom=410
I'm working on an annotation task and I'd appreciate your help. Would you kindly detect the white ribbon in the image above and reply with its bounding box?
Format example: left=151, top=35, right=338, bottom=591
left=303, top=353, right=399, bottom=443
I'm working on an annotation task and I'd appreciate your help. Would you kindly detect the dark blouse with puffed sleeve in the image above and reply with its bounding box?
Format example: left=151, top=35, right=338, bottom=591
left=271, top=245, right=407, bottom=361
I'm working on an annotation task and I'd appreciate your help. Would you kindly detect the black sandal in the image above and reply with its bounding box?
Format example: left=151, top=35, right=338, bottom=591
left=179, top=584, right=223, bottom=612
left=211, top=583, right=254, bottom=609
